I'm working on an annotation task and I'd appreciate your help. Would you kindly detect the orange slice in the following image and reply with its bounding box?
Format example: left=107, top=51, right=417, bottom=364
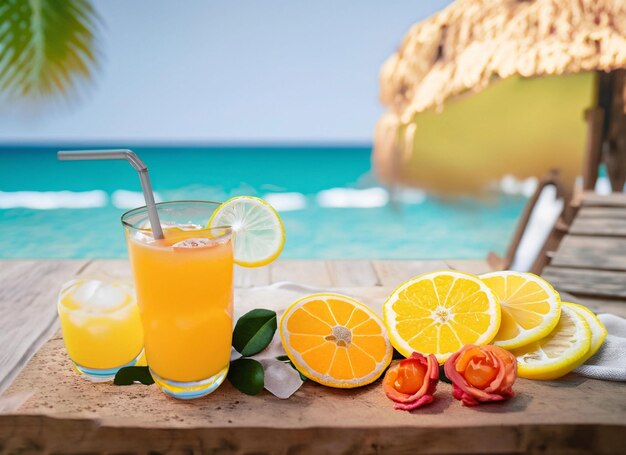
left=480, top=271, right=561, bottom=350
left=383, top=271, right=501, bottom=363
left=279, top=293, right=393, bottom=388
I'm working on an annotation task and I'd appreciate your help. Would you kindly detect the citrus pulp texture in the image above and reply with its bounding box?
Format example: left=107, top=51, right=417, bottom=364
left=280, top=293, right=393, bottom=388
left=383, top=271, right=501, bottom=363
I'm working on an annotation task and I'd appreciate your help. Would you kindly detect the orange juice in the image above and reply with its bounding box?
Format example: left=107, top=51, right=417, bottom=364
left=58, top=279, right=144, bottom=380
left=123, top=201, right=234, bottom=399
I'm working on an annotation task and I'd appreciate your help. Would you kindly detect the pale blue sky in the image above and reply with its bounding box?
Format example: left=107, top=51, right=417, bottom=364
left=0, top=0, right=452, bottom=144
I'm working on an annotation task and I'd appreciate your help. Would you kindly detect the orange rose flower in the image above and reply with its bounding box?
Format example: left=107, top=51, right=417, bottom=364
left=444, top=344, right=517, bottom=406
left=383, top=352, right=439, bottom=410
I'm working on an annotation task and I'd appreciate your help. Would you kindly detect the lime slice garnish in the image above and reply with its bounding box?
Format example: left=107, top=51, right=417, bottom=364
left=208, top=196, right=285, bottom=267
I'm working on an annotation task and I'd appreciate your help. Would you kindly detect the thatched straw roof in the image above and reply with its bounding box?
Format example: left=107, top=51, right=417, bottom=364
left=381, top=0, right=626, bottom=122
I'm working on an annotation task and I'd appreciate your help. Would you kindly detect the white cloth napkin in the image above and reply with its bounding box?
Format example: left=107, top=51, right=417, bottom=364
left=574, top=314, right=626, bottom=382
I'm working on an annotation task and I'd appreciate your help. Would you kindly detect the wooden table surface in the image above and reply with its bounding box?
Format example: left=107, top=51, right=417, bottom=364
left=1, top=259, right=625, bottom=454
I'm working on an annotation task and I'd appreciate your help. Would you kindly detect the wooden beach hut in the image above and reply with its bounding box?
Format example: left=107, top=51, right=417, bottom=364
left=374, top=0, right=626, bottom=198
left=375, top=0, right=626, bottom=274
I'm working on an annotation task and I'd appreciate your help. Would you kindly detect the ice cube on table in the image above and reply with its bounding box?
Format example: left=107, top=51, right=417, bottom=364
left=261, top=359, right=304, bottom=399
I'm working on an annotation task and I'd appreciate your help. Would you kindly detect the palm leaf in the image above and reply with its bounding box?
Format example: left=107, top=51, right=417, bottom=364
left=0, top=0, right=99, bottom=98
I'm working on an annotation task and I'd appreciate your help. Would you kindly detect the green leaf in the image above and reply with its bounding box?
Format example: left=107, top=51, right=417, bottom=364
left=227, top=358, right=264, bottom=395
left=0, top=0, right=100, bottom=99
left=113, top=366, right=154, bottom=386
left=232, top=309, right=277, bottom=356
left=439, top=365, right=452, bottom=384
left=275, top=355, right=290, bottom=362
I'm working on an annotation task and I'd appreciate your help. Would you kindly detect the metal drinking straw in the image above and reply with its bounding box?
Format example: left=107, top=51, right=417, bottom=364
left=57, top=149, right=164, bottom=239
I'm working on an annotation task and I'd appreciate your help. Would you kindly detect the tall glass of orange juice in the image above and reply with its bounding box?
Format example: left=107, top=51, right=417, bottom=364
left=122, top=201, right=233, bottom=399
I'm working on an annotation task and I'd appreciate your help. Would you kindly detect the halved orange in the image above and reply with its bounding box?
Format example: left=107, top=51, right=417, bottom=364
left=279, top=293, right=393, bottom=388
left=383, top=271, right=501, bottom=363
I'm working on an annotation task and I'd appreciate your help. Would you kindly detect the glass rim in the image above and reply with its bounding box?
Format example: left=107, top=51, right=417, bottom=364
left=120, top=199, right=231, bottom=234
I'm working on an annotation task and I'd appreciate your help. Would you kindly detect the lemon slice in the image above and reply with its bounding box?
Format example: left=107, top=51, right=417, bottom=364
left=566, top=302, right=607, bottom=364
left=208, top=196, right=285, bottom=267
left=511, top=304, right=591, bottom=380
left=280, top=293, right=393, bottom=388
left=480, top=271, right=561, bottom=350
left=383, top=271, right=501, bottom=363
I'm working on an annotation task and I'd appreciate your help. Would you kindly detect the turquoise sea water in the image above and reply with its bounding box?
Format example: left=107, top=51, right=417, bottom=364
left=0, top=146, right=526, bottom=259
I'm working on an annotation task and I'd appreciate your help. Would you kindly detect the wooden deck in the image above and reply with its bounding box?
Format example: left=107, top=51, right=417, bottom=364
left=1, top=257, right=625, bottom=453
left=543, top=191, right=626, bottom=312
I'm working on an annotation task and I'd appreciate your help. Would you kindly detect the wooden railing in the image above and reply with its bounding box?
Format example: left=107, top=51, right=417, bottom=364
left=488, top=170, right=568, bottom=273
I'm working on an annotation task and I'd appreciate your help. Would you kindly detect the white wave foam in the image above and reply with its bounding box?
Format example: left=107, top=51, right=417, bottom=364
left=263, top=192, right=306, bottom=211
left=500, top=175, right=538, bottom=198
left=0, top=190, right=107, bottom=209
left=397, top=188, right=426, bottom=205
left=112, top=190, right=162, bottom=209
left=317, top=187, right=389, bottom=208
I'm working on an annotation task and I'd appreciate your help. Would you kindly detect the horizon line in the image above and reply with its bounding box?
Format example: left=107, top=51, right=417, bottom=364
left=0, top=139, right=374, bottom=149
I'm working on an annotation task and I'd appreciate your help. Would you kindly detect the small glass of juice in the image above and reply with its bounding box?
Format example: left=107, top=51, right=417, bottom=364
left=58, top=278, right=144, bottom=381
left=122, top=201, right=234, bottom=399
